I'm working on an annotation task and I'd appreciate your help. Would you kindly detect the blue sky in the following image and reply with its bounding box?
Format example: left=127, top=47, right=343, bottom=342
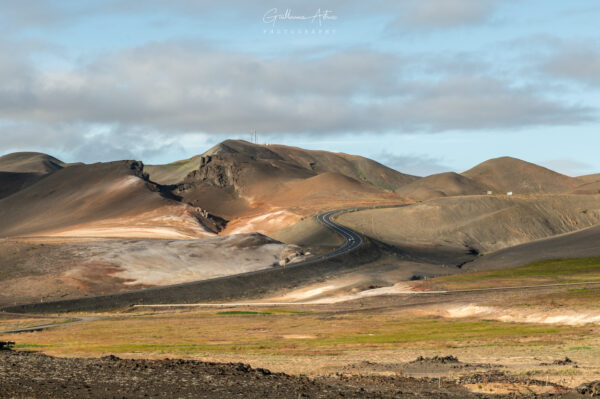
left=0, top=0, right=599, bottom=176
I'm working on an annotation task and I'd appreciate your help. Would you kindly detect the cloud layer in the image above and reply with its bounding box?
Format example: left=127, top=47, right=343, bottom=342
left=0, top=42, right=592, bottom=151
left=0, top=0, right=598, bottom=171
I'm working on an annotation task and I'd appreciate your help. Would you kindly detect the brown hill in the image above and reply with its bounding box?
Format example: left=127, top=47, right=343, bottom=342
left=162, top=141, right=411, bottom=231
left=573, top=173, right=600, bottom=194
left=577, top=173, right=600, bottom=184
left=572, top=181, right=600, bottom=194
left=0, top=172, right=45, bottom=200
left=462, top=156, right=578, bottom=194
left=464, top=223, right=600, bottom=272
left=0, top=152, right=67, bottom=199
left=144, top=155, right=204, bottom=186
left=273, top=172, right=381, bottom=204
left=264, top=142, right=418, bottom=191
left=337, top=195, right=600, bottom=254
left=396, top=172, right=491, bottom=201
left=147, top=140, right=418, bottom=190
left=0, top=152, right=64, bottom=174
left=0, top=160, right=210, bottom=239
left=172, top=150, right=314, bottom=220
left=271, top=216, right=344, bottom=248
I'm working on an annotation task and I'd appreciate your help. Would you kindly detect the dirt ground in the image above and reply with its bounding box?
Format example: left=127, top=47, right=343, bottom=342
left=3, top=284, right=600, bottom=397
left=0, top=235, right=308, bottom=305
left=1, top=350, right=595, bottom=398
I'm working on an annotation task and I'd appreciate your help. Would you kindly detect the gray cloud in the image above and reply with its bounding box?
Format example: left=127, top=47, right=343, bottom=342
left=542, top=42, right=600, bottom=87
left=540, top=159, right=596, bottom=177
left=0, top=40, right=594, bottom=164
left=378, top=151, right=451, bottom=177
left=0, top=0, right=505, bottom=38
left=389, top=0, right=499, bottom=31
left=390, top=76, right=593, bottom=131
left=0, top=121, right=202, bottom=164
left=0, top=41, right=591, bottom=137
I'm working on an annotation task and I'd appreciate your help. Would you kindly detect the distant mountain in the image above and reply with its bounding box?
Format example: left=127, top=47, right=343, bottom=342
left=337, top=194, right=600, bottom=255
left=572, top=180, right=600, bottom=195
left=0, top=172, right=46, bottom=200
left=2, top=145, right=597, bottom=238
left=0, top=152, right=66, bottom=200
left=0, top=160, right=211, bottom=238
left=462, top=156, right=578, bottom=194
left=396, top=172, right=491, bottom=201
left=146, top=140, right=413, bottom=228
left=0, top=152, right=64, bottom=174
left=578, top=173, right=600, bottom=185
left=147, top=140, right=418, bottom=190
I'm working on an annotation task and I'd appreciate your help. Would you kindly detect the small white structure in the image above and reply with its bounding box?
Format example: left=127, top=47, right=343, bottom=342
left=507, top=191, right=513, bottom=196
left=487, top=191, right=493, bottom=195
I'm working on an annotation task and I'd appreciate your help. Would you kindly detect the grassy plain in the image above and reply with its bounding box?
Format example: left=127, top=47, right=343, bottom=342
left=2, top=257, right=600, bottom=386
left=428, top=257, right=600, bottom=291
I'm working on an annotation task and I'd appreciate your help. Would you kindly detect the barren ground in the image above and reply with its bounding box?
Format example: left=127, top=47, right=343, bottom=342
left=0, top=235, right=307, bottom=305
left=3, top=278, right=600, bottom=397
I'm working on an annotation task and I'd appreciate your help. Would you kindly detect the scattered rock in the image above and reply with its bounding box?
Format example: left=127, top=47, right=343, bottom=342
left=577, top=380, right=600, bottom=396
left=0, top=341, right=15, bottom=350
left=0, top=351, right=496, bottom=398
left=553, top=357, right=574, bottom=365
left=540, top=357, right=577, bottom=366
left=410, top=355, right=460, bottom=364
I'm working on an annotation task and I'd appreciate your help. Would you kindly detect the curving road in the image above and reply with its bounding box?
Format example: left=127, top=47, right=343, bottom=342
left=299, top=209, right=363, bottom=263
left=0, top=208, right=367, bottom=315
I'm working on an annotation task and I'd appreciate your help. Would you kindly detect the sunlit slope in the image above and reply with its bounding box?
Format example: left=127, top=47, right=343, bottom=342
left=0, top=160, right=209, bottom=238
left=337, top=195, right=600, bottom=254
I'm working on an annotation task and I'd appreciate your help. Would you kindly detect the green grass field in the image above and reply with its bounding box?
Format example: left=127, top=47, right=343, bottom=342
left=432, top=257, right=600, bottom=290
left=1, top=309, right=588, bottom=357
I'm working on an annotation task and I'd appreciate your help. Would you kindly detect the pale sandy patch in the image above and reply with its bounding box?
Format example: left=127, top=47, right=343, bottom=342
left=225, top=210, right=303, bottom=235
left=61, top=234, right=306, bottom=286
left=307, top=283, right=417, bottom=304
left=464, top=383, right=561, bottom=395
left=438, top=304, right=600, bottom=326
left=43, top=204, right=213, bottom=239
left=280, top=334, right=317, bottom=339
left=266, top=279, right=416, bottom=304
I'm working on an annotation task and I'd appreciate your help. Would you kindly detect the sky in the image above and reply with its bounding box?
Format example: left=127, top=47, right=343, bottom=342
left=0, top=0, right=599, bottom=176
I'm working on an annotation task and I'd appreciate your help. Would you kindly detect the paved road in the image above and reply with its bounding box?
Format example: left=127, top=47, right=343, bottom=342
left=304, top=209, right=363, bottom=262
left=0, top=207, right=367, bottom=317
left=0, top=315, right=103, bottom=334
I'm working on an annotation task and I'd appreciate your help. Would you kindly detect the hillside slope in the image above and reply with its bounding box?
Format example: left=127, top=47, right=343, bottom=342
left=0, top=172, right=46, bottom=199
left=337, top=195, right=600, bottom=254
left=577, top=173, right=600, bottom=184
left=0, top=161, right=210, bottom=238
left=396, top=172, right=491, bottom=201
left=572, top=181, right=600, bottom=194
left=0, top=234, right=306, bottom=305
left=147, top=140, right=418, bottom=190
left=157, top=141, right=411, bottom=233
left=0, top=152, right=67, bottom=199
left=0, top=152, right=65, bottom=174
left=464, top=223, right=600, bottom=272
left=462, top=157, right=578, bottom=194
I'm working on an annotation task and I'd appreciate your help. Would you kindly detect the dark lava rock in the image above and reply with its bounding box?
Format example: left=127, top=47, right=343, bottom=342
left=0, top=341, right=15, bottom=350
left=411, top=355, right=460, bottom=364
left=577, top=380, right=600, bottom=396
left=0, top=351, right=590, bottom=398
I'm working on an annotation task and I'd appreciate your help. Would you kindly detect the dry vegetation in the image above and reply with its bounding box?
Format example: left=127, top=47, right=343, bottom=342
left=427, top=257, right=600, bottom=291
left=3, top=278, right=600, bottom=388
